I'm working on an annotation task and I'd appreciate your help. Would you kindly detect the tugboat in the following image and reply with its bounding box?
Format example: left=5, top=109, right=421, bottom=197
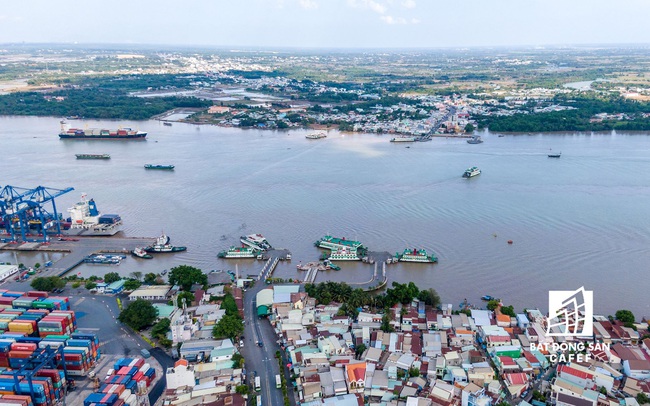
left=394, top=248, right=438, bottom=263
left=481, top=295, right=494, bottom=301
left=463, top=166, right=481, bottom=178
left=131, top=247, right=153, bottom=259
left=144, top=233, right=186, bottom=253
left=467, top=135, right=483, bottom=144
left=218, top=246, right=258, bottom=259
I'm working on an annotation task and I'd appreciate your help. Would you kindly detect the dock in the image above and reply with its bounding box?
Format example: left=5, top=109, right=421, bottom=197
left=0, top=236, right=155, bottom=277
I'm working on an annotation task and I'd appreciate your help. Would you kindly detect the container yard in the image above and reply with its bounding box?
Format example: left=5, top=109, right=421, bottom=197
left=83, top=357, right=155, bottom=406
left=0, top=289, right=103, bottom=406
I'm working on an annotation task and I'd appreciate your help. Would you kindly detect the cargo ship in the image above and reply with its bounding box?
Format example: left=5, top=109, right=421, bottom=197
left=64, top=194, right=122, bottom=236
left=240, top=234, right=273, bottom=251
left=59, top=121, right=147, bottom=140
left=218, top=246, right=258, bottom=258
left=76, top=154, right=111, bottom=160
left=395, top=248, right=438, bottom=263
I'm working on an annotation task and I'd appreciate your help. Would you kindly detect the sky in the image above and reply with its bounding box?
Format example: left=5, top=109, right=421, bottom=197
left=1, top=0, right=650, bottom=49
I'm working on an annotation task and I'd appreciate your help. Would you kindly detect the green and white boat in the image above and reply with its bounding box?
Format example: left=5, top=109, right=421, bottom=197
left=328, top=248, right=360, bottom=261
left=218, top=246, right=258, bottom=258
left=314, top=235, right=366, bottom=252
left=463, top=166, right=481, bottom=178
left=395, top=248, right=438, bottom=263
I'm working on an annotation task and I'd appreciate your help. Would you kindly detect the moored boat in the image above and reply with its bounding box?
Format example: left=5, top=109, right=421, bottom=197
left=395, top=248, right=438, bottom=263
left=240, top=234, right=272, bottom=251
left=328, top=248, right=360, bottom=261
left=218, top=246, right=258, bottom=258
left=314, top=235, right=366, bottom=253
left=144, top=164, right=175, bottom=170
left=467, top=136, right=483, bottom=144
left=76, top=154, right=111, bottom=160
left=144, top=244, right=187, bottom=253
left=131, top=247, right=153, bottom=259
left=390, top=136, right=416, bottom=142
left=463, top=166, right=481, bottom=178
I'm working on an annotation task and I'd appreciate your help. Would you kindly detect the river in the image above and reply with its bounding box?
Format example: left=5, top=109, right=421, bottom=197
left=1, top=116, right=649, bottom=317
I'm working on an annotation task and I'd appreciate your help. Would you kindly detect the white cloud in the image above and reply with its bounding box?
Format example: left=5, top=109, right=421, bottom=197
left=380, top=15, right=419, bottom=24
left=347, top=0, right=387, bottom=14
left=298, top=0, right=318, bottom=9
left=401, top=0, right=416, bottom=8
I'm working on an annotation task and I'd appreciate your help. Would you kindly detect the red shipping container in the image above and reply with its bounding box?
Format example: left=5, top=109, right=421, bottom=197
left=11, top=342, right=38, bottom=351
left=8, top=350, right=34, bottom=359
left=27, top=291, right=49, bottom=298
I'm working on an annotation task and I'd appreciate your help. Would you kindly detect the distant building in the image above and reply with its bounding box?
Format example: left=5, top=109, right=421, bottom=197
left=128, top=285, right=172, bottom=301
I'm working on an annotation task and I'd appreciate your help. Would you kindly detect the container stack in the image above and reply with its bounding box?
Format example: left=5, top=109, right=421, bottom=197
left=0, top=394, right=35, bottom=406
left=83, top=357, right=152, bottom=406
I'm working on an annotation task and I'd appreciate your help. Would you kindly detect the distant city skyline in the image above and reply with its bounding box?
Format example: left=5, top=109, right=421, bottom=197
left=1, top=0, right=650, bottom=49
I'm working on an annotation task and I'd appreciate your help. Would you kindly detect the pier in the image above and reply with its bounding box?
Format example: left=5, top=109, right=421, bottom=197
left=0, top=236, right=155, bottom=277
left=258, top=256, right=280, bottom=280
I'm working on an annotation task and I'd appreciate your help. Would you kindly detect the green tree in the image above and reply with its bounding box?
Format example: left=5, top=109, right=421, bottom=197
left=501, top=305, right=516, bottom=317
left=235, top=385, right=249, bottom=395
left=221, top=293, right=239, bottom=317
left=637, top=393, right=649, bottom=405
left=487, top=299, right=500, bottom=311
left=464, top=123, right=475, bottom=133
left=85, top=281, right=97, bottom=290
left=71, top=281, right=81, bottom=289
left=232, top=353, right=244, bottom=369
left=124, top=279, right=142, bottom=291
left=130, top=271, right=143, bottom=281
left=409, top=366, right=421, bottom=377
left=417, top=288, right=441, bottom=307
left=151, top=318, right=171, bottom=340
left=144, top=273, right=157, bottom=284
left=34, top=262, right=41, bottom=269
left=212, top=314, right=244, bottom=340
left=355, top=344, right=367, bottom=359
left=104, top=272, right=121, bottom=284
left=599, top=387, right=607, bottom=395
left=30, top=276, right=66, bottom=292
left=118, top=299, right=158, bottom=331
left=615, top=310, right=635, bottom=324
left=176, top=291, right=195, bottom=308
left=381, top=312, right=394, bottom=333
left=168, top=265, right=207, bottom=291
left=533, top=390, right=546, bottom=402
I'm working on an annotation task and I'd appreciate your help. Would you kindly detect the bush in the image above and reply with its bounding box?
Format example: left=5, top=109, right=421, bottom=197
left=72, top=281, right=81, bottom=289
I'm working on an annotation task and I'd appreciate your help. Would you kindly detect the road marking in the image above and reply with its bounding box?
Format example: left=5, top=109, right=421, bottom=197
left=74, top=297, right=86, bottom=306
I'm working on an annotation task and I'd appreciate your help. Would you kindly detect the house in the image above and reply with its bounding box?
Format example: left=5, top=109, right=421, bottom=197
left=623, top=359, right=650, bottom=380
left=128, top=285, right=172, bottom=301
left=345, top=362, right=366, bottom=393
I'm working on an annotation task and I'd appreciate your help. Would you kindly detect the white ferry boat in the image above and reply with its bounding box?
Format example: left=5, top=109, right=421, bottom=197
left=314, top=235, right=365, bottom=252
left=240, top=234, right=272, bottom=251
left=305, top=132, right=327, bottom=140
left=463, top=167, right=481, bottom=178
left=328, top=248, right=360, bottom=261
left=395, top=248, right=438, bottom=263
left=218, top=246, right=258, bottom=258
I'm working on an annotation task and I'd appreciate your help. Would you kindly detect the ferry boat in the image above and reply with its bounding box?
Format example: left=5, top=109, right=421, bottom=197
left=131, top=247, right=153, bottom=259
left=463, top=166, right=481, bottom=178
left=218, top=246, right=258, bottom=259
left=65, top=194, right=122, bottom=236
left=59, top=121, right=146, bottom=139
left=328, top=248, right=360, bottom=261
left=84, top=254, right=125, bottom=265
left=240, top=234, right=272, bottom=251
left=467, top=136, right=483, bottom=144
left=75, top=154, right=110, bottom=160
left=395, top=248, right=438, bottom=263
left=144, top=164, right=175, bottom=170
left=305, top=132, right=327, bottom=140
left=390, top=136, right=416, bottom=142
left=314, top=235, right=366, bottom=253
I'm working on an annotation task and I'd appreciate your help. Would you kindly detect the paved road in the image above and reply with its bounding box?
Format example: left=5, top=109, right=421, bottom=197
left=148, top=347, right=176, bottom=405
left=241, top=279, right=289, bottom=406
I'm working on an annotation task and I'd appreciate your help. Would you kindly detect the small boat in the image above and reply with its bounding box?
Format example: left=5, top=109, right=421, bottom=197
left=481, top=295, right=494, bottom=301
left=76, top=154, right=110, bottom=160
left=467, top=136, right=483, bottom=144
left=131, top=247, right=153, bottom=259
left=145, top=164, right=175, bottom=170
left=163, top=122, right=172, bottom=126
left=498, top=134, right=504, bottom=138
left=548, top=152, right=562, bottom=158
left=145, top=244, right=187, bottom=253
left=161, top=269, right=168, bottom=275
left=463, top=166, right=481, bottom=178
left=305, top=132, right=327, bottom=140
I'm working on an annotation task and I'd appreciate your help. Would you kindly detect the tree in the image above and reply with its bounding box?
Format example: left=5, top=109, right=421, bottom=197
left=144, top=273, right=157, bottom=284
left=168, top=265, right=207, bottom=291
left=30, top=276, right=66, bottom=292
left=501, top=305, right=516, bottom=317
left=104, top=272, right=121, bottom=284
left=118, top=299, right=158, bottom=331
left=124, top=279, right=142, bottom=291
left=615, top=310, right=635, bottom=324
left=34, top=263, right=41, bottom=269
left=381, top=312, right=394, bottom=333
left=130, top=271, right=143, bottom=281
left=85, top=281, right=97, bottom=290
left=151, top=318, right=171, bottom=340
left=417, top=288, right=441, bottom=308
left=212, top=314, right=244, bottom=340
left=354, top=344, right=367, bottom=359
left=487, top=299, right=500, bottom=311
left=221, top=293, right=239, bottom=317
left=464, top=123, right=475, bottom=133
left=232, top=353, right=244, bottom=368
left=637, top=393, right=649, bottom=405
left=235, top=385, right=249, bottom=395
left=176, top=291, right=195, bottom=308
left=409, top=366, right=421, bottom=377
left=532, top=390, right=546, bottom=402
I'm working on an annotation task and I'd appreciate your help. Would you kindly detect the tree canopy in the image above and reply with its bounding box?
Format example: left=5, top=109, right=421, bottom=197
left=615, top=310, right=635, bottom=324
left=118, top=299, right=158, bottom=331
left=212, top=314, right=244, bottom=340
left=104, top=272, right=121, bottom=284
left=168, top=265, right=207, bottom=291
left=30, top=276, right=66, bottom=292
left=124, top=279, right=142, bottom=291
left=176, top=291, right=195, bottom=308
